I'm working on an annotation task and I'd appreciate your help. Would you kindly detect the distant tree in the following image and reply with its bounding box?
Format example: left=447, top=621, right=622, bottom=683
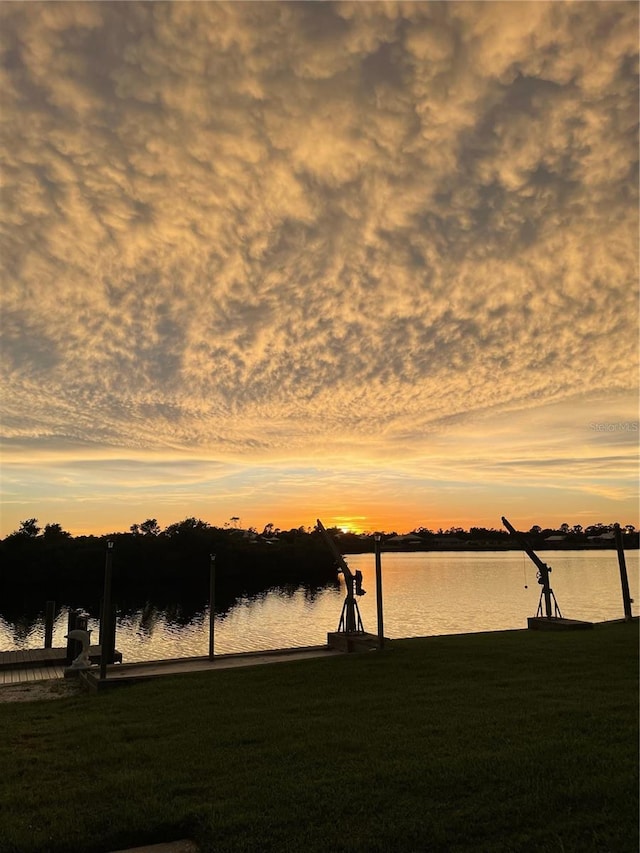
left=16, top=518, right=41, bottom=538
left=42, top=522, right=71, bottom=540
left=624, top=524, right=636, bottom=534
left=572, top=524, right=583, bottom=535
left=469, top=527, right=504, bottom=540
left=529, top=525, right=542, bottom=535
left=262, top=523, right=276, bottom=537
left=140, top=518, right=161, bottom=536
left=130, top=519, right=160, bottom=536
left=164, top=517, right=211, bottom=537
left=560, top=523, right=570, bottom=534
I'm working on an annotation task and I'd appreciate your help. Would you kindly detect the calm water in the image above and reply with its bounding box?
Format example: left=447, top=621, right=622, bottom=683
left=1, top=551, right=637, bottom=662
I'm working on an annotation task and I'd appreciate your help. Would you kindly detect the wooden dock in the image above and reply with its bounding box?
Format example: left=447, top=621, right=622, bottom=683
left=1, top=658, right=67, bottom=684
left=0, top=644, right=342, bottom=689
left=0, top=646, right=122, bottom=685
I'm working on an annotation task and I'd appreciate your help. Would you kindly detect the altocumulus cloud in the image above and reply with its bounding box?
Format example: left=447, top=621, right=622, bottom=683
left=1, top=1, right=638, bottom=468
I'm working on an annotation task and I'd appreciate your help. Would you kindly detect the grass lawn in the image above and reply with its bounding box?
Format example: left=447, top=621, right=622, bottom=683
left=0, top=621, right=637, bottom=853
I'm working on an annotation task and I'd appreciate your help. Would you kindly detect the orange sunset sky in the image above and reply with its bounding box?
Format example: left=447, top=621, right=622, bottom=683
left=1, top=1, right=638, bottom=538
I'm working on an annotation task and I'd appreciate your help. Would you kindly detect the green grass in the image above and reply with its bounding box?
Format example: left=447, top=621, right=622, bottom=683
left=1, top=622, right=637, bottom=853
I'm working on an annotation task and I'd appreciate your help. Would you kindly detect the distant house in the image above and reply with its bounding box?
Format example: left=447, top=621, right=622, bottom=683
left=587, top=532, right=616, bottom=541
left=545, top=535, right=566, bottom=542
left=386, top=534, right=425, bottom=546
left=231, top=528, right=258, bottom=542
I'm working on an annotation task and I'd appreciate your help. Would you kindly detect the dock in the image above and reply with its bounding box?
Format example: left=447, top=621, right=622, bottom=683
left=1, top=657, right=67, bottom=684
left=0, top=644, right=342, bottom=690
left=0, top=646, right=122, bottom=685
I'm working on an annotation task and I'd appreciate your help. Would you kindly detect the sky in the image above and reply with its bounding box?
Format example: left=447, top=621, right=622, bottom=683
left=1, top=1, right=638, bottom=538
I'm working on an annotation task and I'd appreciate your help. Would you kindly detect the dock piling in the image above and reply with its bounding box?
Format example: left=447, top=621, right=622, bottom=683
left=374, top=535, right=385, bottom=650
left=209, top=554, right=216, bottom=660
left=614, top=524, right=633, bottom=621
left=100, top=541, right=114, bottom=680
left=44, top=600, right=55, bottom=649
left=65, top=609, right=79, bottom=663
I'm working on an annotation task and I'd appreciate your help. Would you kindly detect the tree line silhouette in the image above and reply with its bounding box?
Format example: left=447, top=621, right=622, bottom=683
left=0, top=517, right=340, bottom=612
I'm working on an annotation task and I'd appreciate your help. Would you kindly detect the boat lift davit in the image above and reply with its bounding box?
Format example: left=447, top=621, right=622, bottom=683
left=316, top=518, right=366, bottom=634
left=502, top=515, right=562, bottom=619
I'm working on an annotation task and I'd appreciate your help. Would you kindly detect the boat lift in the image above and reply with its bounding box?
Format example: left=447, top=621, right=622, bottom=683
left=502, top=516, right=562, bottom=618
left=316, top=518, right=366, bottom=634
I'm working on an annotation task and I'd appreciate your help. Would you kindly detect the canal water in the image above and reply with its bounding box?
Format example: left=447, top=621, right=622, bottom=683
left=1, top=550, right=637, bottom=662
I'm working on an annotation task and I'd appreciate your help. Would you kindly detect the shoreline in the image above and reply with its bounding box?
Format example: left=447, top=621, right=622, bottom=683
left=352, top=543, right=640, bottom=552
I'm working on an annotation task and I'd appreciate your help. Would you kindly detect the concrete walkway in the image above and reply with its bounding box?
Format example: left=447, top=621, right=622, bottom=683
left=82, top=644, right=342, bottom=691
left=110, top=842, right=199, bottom=853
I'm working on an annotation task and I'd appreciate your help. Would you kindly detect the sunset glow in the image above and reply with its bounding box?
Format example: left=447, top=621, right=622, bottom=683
left=1, top=1, right=638, bottom=537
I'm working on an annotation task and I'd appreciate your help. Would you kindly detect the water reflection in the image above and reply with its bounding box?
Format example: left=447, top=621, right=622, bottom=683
left=0, top=552, right=636, bottom=662
left=1, top=615, right=42, bottom=648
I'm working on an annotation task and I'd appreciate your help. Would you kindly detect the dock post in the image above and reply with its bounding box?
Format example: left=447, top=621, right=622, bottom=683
left=99, top=602, right=117, bottom=664
left=374, top=535, right=384, bottom=650
left=100, top=541, right=114, bottom=680
left=614, top=524, right=633, bottom=621
left=44, top=600, right=55, bottom=649
left=209, top=554, right=216, bottom=660
left=539, top=562, right=553, bottom=618
left=66, top=609, right=79, bottom=663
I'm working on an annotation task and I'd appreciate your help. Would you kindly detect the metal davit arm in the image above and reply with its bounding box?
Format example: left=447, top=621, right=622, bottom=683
left=316, top=518, right=365, bottom=634
left=501, top=517, right=550, bottom=576
left=316, top=518, right=354, bottom=584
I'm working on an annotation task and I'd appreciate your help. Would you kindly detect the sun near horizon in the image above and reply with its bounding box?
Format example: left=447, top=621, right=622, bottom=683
left=3, top=501, right=638, bottom=541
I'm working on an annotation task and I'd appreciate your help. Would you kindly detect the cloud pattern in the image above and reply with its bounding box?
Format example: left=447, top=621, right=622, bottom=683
left=1, top=2, right=638, bottom=531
